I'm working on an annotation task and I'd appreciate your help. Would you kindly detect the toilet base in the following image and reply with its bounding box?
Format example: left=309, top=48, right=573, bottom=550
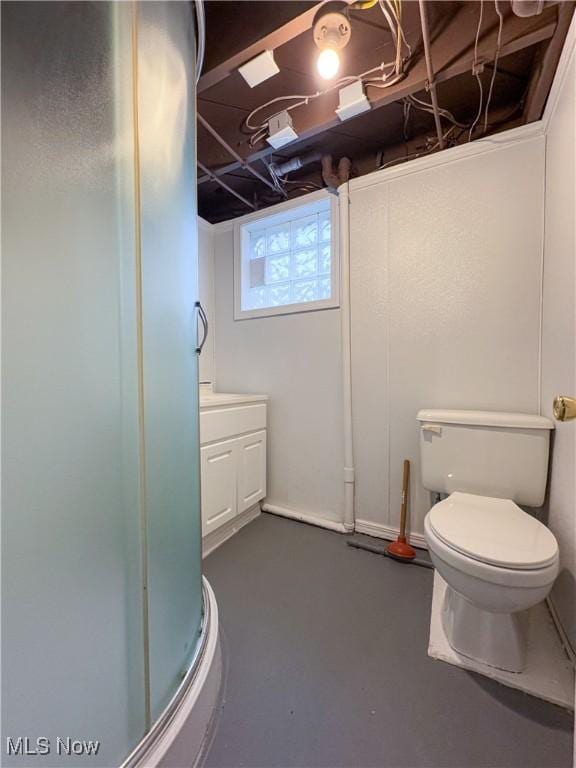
left=442, top=585, right=529, bottom=673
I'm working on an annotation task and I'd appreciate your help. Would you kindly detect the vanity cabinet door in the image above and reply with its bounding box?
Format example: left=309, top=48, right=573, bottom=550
left=200, top=439, right=237, bottom=535
left=237, top=431, right=267, bottom=514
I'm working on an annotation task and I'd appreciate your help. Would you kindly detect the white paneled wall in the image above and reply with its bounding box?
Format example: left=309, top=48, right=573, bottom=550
left=540, top=24, right=576, bottom=653
left=213, top=226, right=345, bottom=525
left=349, top=133, right=546, bottom=541
left=210, top=131, right=547, bottom=540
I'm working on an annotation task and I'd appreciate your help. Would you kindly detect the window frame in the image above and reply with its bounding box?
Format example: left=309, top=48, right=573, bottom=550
left=233, top=191, right=340, bottom=320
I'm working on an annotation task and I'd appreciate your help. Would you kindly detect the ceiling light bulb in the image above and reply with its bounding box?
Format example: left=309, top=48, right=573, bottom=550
left=317, top=48, right=340, bottom=80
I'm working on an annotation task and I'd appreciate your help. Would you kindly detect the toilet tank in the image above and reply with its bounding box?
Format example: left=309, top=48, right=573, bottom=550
left=417, top=410, right=554, bottom=507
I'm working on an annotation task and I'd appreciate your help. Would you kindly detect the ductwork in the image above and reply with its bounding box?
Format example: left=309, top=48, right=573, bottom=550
left=269, top=152, right=352, bottom=194
left=321, top=155, right=351, bottom=191
left=269, top=152, right=322, bottom=178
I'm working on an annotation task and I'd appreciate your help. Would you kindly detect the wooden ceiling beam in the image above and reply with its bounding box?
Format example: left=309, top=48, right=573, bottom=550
left=282, top=5, right=558, bottom=143
left=522, top=2, right=574, bottom=123
left=197, top=1, right=329, bottom=94
left=198, top=4, right=560, bottom=185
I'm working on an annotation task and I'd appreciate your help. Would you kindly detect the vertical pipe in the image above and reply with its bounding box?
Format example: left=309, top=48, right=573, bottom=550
left=418, top=0, right=445, bottom=149
left=339, top=182, right=355, bottom=532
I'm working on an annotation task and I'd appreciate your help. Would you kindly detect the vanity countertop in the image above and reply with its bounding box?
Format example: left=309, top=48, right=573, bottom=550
left=199, top=389, right=268, bottom=408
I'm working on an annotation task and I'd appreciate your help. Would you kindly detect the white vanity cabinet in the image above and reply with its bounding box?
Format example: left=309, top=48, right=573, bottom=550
left=236, top=430, right=267, bottom=513
left=200, top=438, right=237, bottom=535
left=199, top=390, right=268, bottom=553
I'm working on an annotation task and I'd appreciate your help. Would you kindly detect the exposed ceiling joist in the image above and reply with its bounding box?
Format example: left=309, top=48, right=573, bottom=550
left=254, top=6, right=557, bottom=144
left=197, top=160, right=256, bottom=210
left=198, top=4, right=558, bottom=185
left=197, top=1, right=327, bottom=94
left=522, top=1, right=574, bottom=123
left=198, top=113, right=285, bottom=196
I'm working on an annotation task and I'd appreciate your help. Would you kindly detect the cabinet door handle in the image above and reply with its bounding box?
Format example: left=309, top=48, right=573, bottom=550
left=195, top=301, right=208, bottom=354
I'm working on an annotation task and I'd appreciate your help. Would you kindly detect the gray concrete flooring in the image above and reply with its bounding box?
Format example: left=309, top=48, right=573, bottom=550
left=202, top=513, right=574, bottom=768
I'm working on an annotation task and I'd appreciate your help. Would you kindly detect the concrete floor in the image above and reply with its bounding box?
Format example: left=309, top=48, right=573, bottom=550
left=202, top=513, right=574, bottom=768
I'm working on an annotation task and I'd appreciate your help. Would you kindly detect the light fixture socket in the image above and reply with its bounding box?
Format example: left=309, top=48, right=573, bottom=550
left=238, top=50, right=280, bottom=88
left=335, top=80, right=371, bottom=122
left=266, top=111, right=298, bottom=149
left=313, top=11, right=351, bottom=52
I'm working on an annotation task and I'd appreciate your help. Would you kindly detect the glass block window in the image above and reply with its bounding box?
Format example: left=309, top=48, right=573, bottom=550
left=235, top=196, right=338, bottom=319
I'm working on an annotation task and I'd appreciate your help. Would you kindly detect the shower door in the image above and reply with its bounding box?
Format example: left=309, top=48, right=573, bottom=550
left=135, top=0, right=203, bottom=721
left=2, top=2, right=202, bottom=765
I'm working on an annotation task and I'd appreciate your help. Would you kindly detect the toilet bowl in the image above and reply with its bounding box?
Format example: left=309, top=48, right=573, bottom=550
left=424, top=492, right=559, bottom=673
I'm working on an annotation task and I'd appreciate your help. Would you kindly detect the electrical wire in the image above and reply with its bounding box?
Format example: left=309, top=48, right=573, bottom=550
left=245, top=65, right=400, bottom=148
left=245, top=94, right=320, bottom=132
left=245, top=61, right=394, bottom=132
left=244, top=0, right=413, bottom=148
left=378, top=1, right=399, bottom=51
left=266, top=162, right=322, bottom=196
left=468, top=0, right=485, bottom=141
left=391, top=0, right=402, bottom=72
left=283, top=178, right=323, bottom=192
left=377, top=124, right=457, bottom=170
left=406, top=94, right=469, bottom=129
left=403, top=99, right=411, bottom=140
left=388, top=0, right=412, bottom=56
left=264, top=158, right=288, bottom=196
left=483, top=0, right=504, bottom=134
left=364, top=72, right=405, bottom=90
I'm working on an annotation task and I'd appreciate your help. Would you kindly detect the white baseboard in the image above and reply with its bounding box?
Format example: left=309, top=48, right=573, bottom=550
left=354, top=518, right=428, bottom=550
left=261, top=505, right=426, bottom=545
left=262, top=503, right=353, bottom=533
left=202, top=504, right=261, bottom=558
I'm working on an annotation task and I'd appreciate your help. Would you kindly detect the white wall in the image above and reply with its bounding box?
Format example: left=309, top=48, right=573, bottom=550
left=213, top=226, right=345, bottom=524
left=211, top=132, right=548, bottom=536
left=540, top=27, right=576, bottom=654
left=349, top=132, right=546, bottom=542
left=198, top=217, right=216, bottom=384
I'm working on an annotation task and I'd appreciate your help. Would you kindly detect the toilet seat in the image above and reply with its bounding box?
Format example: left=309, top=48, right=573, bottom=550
left=428, top=492, right=558, bottom=570
left=424, top=518, right=559, bottom=588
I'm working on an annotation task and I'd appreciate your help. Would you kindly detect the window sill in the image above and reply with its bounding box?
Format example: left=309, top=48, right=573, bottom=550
left=234, top=297, right=340, bottom=321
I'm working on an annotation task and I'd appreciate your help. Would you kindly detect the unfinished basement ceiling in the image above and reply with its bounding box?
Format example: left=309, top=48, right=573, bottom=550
left=197, top=0, right=574, bottom=223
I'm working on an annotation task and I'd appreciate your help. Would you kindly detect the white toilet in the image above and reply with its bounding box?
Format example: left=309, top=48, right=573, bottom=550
left=418, top=409, right=559, bottom=674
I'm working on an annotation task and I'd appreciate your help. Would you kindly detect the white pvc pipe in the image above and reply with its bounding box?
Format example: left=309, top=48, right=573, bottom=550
left=262, top=503, right=350, bottom=534
left=339, top=182, right=355, bottom=532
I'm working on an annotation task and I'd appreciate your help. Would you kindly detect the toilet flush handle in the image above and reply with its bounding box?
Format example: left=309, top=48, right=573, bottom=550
left=421, top=424, right=442, bottom=435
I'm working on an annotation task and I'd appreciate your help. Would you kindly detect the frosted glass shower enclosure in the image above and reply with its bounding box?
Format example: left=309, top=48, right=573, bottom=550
left=2, top=2, right=203, bottom=765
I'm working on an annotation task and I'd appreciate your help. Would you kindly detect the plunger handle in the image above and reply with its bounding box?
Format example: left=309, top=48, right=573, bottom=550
left=398, top=460, right=410, bottom=542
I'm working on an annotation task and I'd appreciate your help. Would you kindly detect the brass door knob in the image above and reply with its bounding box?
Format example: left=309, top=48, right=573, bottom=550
left=553, top=396, right=576, bottom=422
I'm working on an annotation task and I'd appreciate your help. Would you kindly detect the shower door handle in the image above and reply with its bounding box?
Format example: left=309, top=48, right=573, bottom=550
left=195, top=301, right=208, bottom=354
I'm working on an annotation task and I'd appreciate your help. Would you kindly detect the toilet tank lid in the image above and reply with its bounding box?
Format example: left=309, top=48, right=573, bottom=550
left=417, top=409, right=554, bottom=430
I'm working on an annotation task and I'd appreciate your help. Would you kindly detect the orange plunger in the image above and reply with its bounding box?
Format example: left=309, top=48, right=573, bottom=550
left=386, top=459, right=416, bottom=561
